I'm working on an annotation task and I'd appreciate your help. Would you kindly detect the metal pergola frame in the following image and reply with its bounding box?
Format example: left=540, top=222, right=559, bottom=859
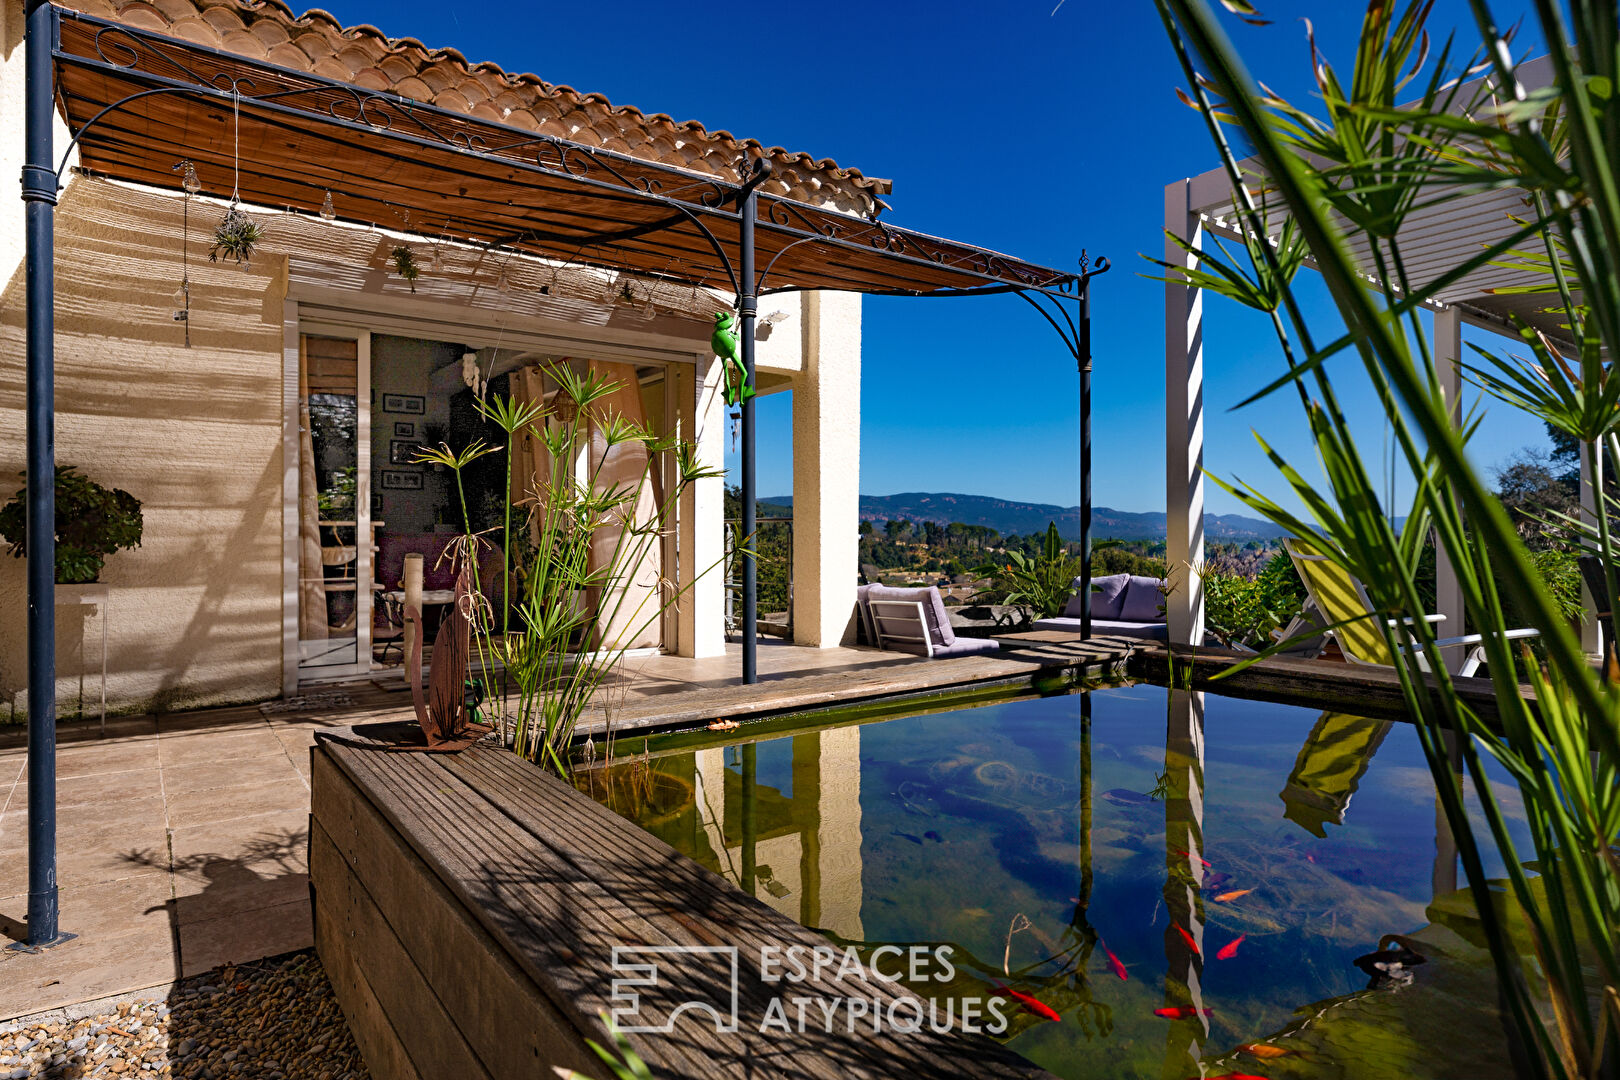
left=15, top=0, right=1107, bottom=947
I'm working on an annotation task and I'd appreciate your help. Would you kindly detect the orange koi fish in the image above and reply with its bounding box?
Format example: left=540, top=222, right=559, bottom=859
left=1174, top=924, right=1201, bottom=954
left=1217, top=934, right=1247, bottom=960
left=1214, top=889, right=1254, bottom=903
left=1153, top=1006, right=1212, bottom=1019
left=993, top=983, right=1060, bottom=1022
left=1238, top=1043, right=1302, bottom=1059
left=1174, top=849, right=1213, bottom=868
left=1100, top=939, right=1128, bottom=981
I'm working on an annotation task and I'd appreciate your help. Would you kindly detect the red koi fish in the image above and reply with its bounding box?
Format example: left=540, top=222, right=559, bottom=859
left=1153, top=1006, right=1212, bottom=1019
left=1217, top=934, right=1247, bottom=960
left=1174, top=849, right=1213, bottom=869
left=993, top=983, right=1060, bottom=1022
left=1174, top=924, right=1201, bottom=954
left=1100, top=939, right=1128, bottom=981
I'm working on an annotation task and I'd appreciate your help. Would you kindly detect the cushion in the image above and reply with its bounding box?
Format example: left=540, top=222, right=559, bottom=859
left=866, top=585, right=955, bottom=647
left=1068, top=573, right=1128, bottom=619
left=854, top=583, right=878, bottom=646
left=1032, top=616, right=1167, bottom=641
left=1120, top=576, right=1167, bottom=624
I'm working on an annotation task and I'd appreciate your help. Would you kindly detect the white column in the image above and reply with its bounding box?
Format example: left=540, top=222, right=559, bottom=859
left=792, top=290, right=862, bottom=648
left=1433, top=307, right=1467, bottom=671
left=676, top=353, right=727, bottom=657
left=1165, top=180, right=1205, bottom=646
left=1581, top=444, right=1604, bottom=657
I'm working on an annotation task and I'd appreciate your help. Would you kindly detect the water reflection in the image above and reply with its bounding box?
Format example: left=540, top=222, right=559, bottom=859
left=577, top=686, right=1521, bottom=1080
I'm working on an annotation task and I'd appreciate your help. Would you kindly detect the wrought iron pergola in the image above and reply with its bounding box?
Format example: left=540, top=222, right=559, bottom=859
left=15, top=0, right=1106, bottom=947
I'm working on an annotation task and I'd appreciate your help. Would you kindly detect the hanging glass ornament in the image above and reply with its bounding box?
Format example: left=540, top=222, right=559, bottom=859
left=180, top=160, right=201, bottom=194
left=319, top=190, right=335, bottom=220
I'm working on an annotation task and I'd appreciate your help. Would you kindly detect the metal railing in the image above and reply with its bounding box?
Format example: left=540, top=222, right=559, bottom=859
left=725, top=517, right=792, bottom=636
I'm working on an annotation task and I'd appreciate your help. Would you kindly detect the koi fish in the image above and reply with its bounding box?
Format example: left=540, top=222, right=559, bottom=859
left=893, top=831, right=924, bottom=846
left=1238, top=1043, right=1301, bottom=1059
left=1153, top=1006, right=1212, bottom=1019
left=1217, top=934, right=1247, bottom=960
left=1174, top=849, right=1213, bottom=868
left=1193, top=1074, right=1268, bottom=1080
left=993, top=983, right=1060, bottom=1022
left=1174, top=924, right=1201, bottom=954
left=1100, top=939, right=1128, bottom=981
left=1214, top=889, right=1254, bottom=903
left=924, top=830, right=944, bottom=843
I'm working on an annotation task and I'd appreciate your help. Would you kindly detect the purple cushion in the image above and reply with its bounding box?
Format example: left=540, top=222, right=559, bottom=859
left=1066, top=573, right=1128, bottom=618
left=866, top=585, right=955, bottom=646
left=1120, top=576, right=1167, bottom=623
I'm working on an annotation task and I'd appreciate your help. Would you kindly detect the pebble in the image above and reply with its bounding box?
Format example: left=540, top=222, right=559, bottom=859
left=0, top=951, right=370, bottom=1079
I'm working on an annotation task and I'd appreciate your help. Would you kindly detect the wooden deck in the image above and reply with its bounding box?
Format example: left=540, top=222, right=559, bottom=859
left=311, top=727, right=1054, bottom=1079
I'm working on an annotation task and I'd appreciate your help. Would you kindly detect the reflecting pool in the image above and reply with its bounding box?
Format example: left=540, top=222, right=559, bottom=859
left=576, top=684, right=1526, bottom=1080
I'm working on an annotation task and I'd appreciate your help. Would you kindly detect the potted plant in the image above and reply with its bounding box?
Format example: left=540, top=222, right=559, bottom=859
left=0, top=465, right=143, bottom=585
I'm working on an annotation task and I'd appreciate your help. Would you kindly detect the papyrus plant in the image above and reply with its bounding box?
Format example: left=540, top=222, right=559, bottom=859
left=418, top=362, right=724, bottom=776
left=1152, top=2, right=1620, bottom=1077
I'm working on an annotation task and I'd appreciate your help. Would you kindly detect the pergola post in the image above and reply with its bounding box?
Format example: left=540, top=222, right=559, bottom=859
left=1433, top=307, right=1468, bottom=671
left=1164, top=179, right=1205, bottom=646
left=739, top=181, right=759, bottom=684
left=20, top=0, right=63, bottom=950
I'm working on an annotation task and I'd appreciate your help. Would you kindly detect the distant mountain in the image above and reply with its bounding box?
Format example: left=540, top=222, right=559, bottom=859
left=761, top=491, right=1288, bottom=542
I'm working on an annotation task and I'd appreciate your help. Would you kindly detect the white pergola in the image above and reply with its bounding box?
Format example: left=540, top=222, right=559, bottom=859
left=1161, top=58, right=1602, bottom=665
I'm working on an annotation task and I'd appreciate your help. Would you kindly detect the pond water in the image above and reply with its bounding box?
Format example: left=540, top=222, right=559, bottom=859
left=576, top=684, right=1528, bottom=1080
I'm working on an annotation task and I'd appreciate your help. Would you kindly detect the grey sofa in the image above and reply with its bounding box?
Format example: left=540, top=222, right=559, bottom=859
left=1032, top=573, right=1168, bottom=640
left=855, top=583, right=1001, bottom=658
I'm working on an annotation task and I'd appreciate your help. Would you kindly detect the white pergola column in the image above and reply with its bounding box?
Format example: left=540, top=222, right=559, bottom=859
left=792, top=290, right=862, bottom=648
left=675, top=353, right=727, bottom=657
left=1433, top=307, right=1467, bottom=671
left=1165, top=180, right=1205, bottom=646
left=1581, top=443, right=1605, bottom=658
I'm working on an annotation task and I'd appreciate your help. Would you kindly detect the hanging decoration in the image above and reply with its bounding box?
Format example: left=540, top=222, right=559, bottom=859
left=711, top=311, right=754, bottom=408
left=209, top=89, right=263, bottom=266
left=319, top=190, right=335, bottom=220
left=170, top=160, right=196, bottom=346
left=391, top=244, right=421, bottom=291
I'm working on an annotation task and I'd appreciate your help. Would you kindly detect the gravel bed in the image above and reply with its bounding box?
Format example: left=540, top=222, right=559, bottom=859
left=0, top=951, right=369, bottom=1079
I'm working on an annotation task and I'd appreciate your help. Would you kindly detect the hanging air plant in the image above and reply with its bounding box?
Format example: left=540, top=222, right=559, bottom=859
left=208, top=202, right=263, bottom=266
left=391, top=244, right=421, bottom=292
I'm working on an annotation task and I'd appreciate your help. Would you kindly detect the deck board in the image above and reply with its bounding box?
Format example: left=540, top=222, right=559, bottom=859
left=315, top=731, right=1053, bottom=1079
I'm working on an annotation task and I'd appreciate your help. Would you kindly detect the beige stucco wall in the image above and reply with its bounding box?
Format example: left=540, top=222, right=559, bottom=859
left=0, top=178, right=288, bottom=719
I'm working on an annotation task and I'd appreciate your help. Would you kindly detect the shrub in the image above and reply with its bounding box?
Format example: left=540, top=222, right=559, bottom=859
left=0, top=466, right=143, bottom=584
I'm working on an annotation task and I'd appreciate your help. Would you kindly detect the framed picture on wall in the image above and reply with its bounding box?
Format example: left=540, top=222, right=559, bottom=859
left=393, top=421, right=416, bottom=437
left=382, top=393, right=425, bottom=414
left=380, top=470, right=423, bottom=491
left=389, top=440, right=420, bottom=466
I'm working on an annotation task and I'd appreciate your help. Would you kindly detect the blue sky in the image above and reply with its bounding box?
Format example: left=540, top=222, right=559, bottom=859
left=320, top=0, right=1549, bottom=516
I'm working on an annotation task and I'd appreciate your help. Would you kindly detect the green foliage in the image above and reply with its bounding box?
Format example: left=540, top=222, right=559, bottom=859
left=207, top=204, right=263, bottom=266
left=0, top=466, right=143, bottom=584
left=1155, top=2, right=1620, bottom=1076
left=555, top=1013, right=654, bottom=1080
left=1202, top=551, right=1304, bottom=648
left=971, top=522, right=1082, bottom=619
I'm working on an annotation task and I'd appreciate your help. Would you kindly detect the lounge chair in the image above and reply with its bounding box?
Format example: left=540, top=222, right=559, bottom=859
left=1031, top=573, right=1170, bottom=640
left=860, top=585, right=1000, bottom=658
left=1284, top=537, right=1537, bottom=677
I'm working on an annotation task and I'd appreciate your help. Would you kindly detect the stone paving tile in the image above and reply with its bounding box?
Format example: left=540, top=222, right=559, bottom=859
left=54, top=736, right=162, bottom=778
left=178, top=898, right=312, bottom=977
left=165, top=778, right=308, bottom=830
left=156, top=728, right=286, bottom=768
left=160, top=753, right=303, bottom=797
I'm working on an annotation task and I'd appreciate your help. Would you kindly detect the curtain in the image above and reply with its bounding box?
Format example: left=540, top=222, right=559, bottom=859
left=297, top=338, right=329, bottom=640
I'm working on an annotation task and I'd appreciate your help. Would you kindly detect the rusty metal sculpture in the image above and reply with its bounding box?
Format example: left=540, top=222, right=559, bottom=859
left=405, top=559, right=489, bottom=751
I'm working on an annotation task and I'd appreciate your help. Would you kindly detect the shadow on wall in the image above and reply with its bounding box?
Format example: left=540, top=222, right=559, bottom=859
left=0, top=178, right=288, bottom=720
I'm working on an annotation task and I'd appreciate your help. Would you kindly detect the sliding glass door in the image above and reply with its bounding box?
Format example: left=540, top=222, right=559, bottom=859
left=296, top=330, right=372, bottom=679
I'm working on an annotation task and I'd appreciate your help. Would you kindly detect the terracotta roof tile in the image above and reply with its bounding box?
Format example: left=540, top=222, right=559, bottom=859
left=61, top=0, right=888, bottom=213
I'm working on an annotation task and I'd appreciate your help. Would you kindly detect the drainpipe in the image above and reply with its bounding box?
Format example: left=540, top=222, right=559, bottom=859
left=20, top=0, right=65, bottom=950
left=739, top=175, right=759, bottom=684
